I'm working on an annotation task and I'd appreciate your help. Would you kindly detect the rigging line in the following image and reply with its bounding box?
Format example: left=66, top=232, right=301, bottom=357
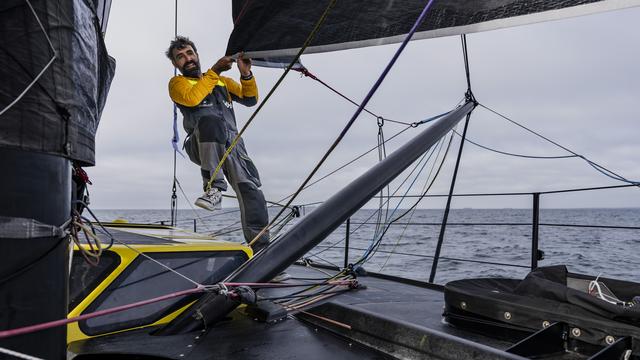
left=315, top=245, right=530, bottom=269
left=205, top=0, right=338, bottom=192
left=379, top=130, right=450, bottom=271
left=0, top=346, right=43, bottom=360
left=0, top=0, right=57, bottom=117
left=170, top=0, right=179, bottom=227
left=250, top=0, right=439, bottom=247
left=358, top=132, right=450, bottom=264
left=292, top=67, right=412, bottom=126
left=373, top=120, right=389, bottom=241
left=452, top=130, right=578, bottom=159
left=0, top=287, right=206, bottom=340
left=355, top=130, right=456, bottom=266
left=78, top=199, right=203, bottom=287
left=461, top=34, right=472, bottom=93
left=309, top=139, right=444, bottom=260
left=233, top=0, right=252, bottom=25
left=262, top=288, right=349, bottom=302
left=272, top=107, right=456, bottom=209
left=98, top=227, right=203, bottom=287
left=479, top=103, right=639, bottom=186
left=174, top=178, right=213, bottom=232
left=306, top=253, right=342, bottom=269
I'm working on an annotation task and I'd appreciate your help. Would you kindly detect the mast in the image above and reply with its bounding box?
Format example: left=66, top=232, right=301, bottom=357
left=160, top=100, right=476, bottom=334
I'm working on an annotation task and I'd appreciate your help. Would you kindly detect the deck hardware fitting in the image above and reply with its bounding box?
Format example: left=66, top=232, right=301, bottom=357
left=542, top=321, right=550, bottom=328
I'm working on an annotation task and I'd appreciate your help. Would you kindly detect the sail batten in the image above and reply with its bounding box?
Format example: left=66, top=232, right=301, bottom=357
left=227, top=0, right=640, bottom=59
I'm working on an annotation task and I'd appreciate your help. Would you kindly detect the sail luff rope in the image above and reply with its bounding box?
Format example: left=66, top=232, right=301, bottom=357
left=248, top=0, right=440, bottom=247
left=205, top=0, right=338, bottom=193
left=0, top=0, right=57, bottom=117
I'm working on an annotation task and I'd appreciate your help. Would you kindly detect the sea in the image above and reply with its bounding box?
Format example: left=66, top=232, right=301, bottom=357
left=93, top=208, right=640, bottom=284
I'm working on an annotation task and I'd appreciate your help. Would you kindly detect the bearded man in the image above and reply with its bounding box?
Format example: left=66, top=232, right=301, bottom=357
left=166, top=36, right=269, bottom=253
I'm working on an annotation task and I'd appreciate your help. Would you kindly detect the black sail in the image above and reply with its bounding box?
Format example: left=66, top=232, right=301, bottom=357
left=0, top=0, right=115, bottom=166
left=227, top=0, right=640, bottom=59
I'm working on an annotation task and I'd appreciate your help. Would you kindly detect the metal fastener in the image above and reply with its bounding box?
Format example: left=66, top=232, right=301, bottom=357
left=542, top=321, right=550, bottom=328
left=605, top=335, right=615, bottom=345
left=571, top=328, right=581, bottom=337
left=504, top=312, right=512, bottom=320
left=460, top=302, right=467, bottom=310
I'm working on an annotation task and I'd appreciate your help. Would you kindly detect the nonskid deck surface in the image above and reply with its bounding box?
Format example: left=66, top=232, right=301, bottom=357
left=70, top=264, right=521, bottom=359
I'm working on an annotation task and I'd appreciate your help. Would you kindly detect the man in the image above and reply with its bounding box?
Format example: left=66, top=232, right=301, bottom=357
left=166, top=36, right=269, bottom=253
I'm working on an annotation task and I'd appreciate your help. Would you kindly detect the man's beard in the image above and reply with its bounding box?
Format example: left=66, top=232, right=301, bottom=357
left=181, top=60, right=201, bottom=78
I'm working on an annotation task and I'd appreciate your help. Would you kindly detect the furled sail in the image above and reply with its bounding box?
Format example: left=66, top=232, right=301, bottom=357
left=0, top=0, right=115, bottom=166
left=227, top=0, right=640, bottom=59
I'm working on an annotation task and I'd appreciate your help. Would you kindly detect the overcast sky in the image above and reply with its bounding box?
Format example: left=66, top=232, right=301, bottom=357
left=91, top=1, right=640, bottom=210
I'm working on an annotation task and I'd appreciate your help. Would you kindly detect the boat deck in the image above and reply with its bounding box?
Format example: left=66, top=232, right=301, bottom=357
left=70, top=263, right=531, bottom=360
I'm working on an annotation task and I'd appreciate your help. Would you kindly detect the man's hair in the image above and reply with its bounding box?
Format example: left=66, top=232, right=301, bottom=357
left=166, top=36, right=197, bottom=60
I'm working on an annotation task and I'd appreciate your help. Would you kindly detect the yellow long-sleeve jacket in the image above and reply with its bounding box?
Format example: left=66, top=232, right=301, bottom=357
left=169, top=69, right=258, bottom=135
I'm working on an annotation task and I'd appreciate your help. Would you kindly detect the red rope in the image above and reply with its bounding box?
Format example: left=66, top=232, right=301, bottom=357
left=222, top=279, right=355, bottom=288
left=233, top=0, right=252, bottom=26
left=0, top=287, right=205, bottom=339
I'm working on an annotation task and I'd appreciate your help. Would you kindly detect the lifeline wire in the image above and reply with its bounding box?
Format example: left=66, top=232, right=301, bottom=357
left=249, top=0, right=439, bottom=247
left=0, top=0, right=57, bottom=117
left=205, top=0, right=338, bottom=192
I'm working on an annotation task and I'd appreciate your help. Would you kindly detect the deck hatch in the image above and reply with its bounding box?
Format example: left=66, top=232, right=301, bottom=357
left=78, top=250, right=247, bottom=335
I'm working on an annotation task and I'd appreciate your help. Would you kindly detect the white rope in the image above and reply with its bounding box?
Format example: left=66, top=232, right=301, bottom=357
left=0, top=0, right=58, bottom=117
left=174, top=178, right=213, bottom=232
left=0, top=346, right=44, bottom=360
left=90, top=226, right=203, bottom=288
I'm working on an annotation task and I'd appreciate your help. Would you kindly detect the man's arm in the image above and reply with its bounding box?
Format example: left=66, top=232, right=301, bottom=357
left=223, top=53, right=257, bottom=106
left=168, top=69, right=220, bottom=107
left=222, top=75, right=258, bottom=107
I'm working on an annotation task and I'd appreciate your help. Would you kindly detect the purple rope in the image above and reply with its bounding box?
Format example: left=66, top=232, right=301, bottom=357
left=315, top=0, right=438, bottom=165
left=347, top=0, right=438, bottom=126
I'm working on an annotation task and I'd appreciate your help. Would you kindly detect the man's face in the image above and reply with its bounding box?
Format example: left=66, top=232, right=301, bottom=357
left=172, top=45, right=201, bottom=77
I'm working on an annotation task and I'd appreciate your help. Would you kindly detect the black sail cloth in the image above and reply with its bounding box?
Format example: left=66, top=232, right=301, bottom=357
left=444, top=266, right=640, bottom=350
left=0, top=0, right=115, bottom=166
left=226, top=0, right=640, bottom=60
